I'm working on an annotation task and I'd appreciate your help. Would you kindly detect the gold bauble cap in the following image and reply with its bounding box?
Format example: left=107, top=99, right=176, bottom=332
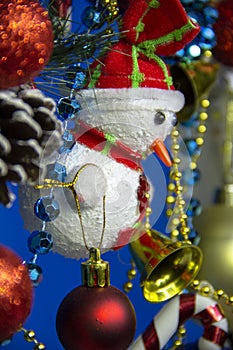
left=81, top=248, right=110, bottom=287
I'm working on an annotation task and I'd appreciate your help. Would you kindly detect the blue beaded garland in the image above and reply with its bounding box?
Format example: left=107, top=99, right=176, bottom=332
left=189, top=228, right=200, bottom=245
left=181, top=112, right=199, bottom=127
left=28, top=230, right=53, bottom=255
left=65, top=65, right=87, bottom=90
left=187, top=198, right=202, bottom=217
left=188, top=11, right=204, bottom=25
left=59, top=131, right=75, bottom=154
left=164, top=0, right=218, bottom=61
left=203, top=6, right=218, bottom=25
left=34, top=196, right=60, bottom=222
left=202, top=27, right=215, bottom=41
left=65, top=119, right=76, bottom=130
left=57, top=97, right=81, bottom=120
left=48, top=162, right=67, bottom=182
left=27, top=262, right=43, bottom=287
left=183, top=168, right=201, bottom=185
left=185, top=139, right=200, bottom=157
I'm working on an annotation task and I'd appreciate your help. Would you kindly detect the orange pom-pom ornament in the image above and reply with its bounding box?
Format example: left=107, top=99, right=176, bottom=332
left=0, top=0, right=54, bottom=89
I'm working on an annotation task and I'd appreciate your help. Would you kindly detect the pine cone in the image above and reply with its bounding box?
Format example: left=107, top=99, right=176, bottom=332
left=0, top=86, right=63, bottom=207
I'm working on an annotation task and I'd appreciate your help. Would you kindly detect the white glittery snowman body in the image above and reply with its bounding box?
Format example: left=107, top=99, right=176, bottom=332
left=19, top=88, right=184, bottom=259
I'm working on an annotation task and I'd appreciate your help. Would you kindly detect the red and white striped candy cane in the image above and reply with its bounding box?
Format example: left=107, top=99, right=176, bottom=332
left=130, top=293, right=229, bottom=350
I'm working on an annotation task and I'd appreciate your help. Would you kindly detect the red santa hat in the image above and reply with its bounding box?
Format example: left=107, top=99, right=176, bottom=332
left=86, top=0, right=200, bottom=112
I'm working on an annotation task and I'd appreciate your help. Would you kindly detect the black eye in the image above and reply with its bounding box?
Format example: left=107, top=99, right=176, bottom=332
left=154, top=111, right=166, bottom=125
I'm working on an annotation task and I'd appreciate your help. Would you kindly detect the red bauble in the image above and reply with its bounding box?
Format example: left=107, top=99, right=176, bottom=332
left=0, top=245, right=33, bottom=343
left=213, top=0, right=233, bottom=66
left=0, top=0, right=54, bottom=89
left=56, top=285, right=136, bottom=350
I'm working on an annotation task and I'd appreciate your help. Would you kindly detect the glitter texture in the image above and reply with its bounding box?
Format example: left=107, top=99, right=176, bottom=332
left=0, top=245, right=33, bottom=342
left=0, top=0, right=54, bottom=89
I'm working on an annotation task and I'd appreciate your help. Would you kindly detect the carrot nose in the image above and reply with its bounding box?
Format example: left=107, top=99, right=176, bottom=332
left=150, top=139, right=172, bottom=167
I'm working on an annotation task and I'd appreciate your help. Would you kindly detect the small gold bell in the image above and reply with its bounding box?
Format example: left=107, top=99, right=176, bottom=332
left=129, top=229, right=202, bottom=302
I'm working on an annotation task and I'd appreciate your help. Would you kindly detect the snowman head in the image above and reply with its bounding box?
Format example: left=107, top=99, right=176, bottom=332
left=75, top=0, right=199, bottom=165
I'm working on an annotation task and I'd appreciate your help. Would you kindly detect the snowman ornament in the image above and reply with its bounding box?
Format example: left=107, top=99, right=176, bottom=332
left=19, top=0, right=199, bottom=260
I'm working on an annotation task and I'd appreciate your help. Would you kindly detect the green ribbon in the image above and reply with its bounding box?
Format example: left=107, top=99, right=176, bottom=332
left=129, top=45, right=145, bottom=87
left=88, top=64, right=102, bottom=88
left=149, top=0, right=160, bottom=8
left=101, top=133, right=116, bottom=156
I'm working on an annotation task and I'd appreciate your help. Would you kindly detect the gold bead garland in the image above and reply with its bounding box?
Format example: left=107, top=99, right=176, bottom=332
left=165, top=99, right=209, bottom=349
left=169, top=325, right=187, bottom=350
left=123, top=259, right=137, bottom=293
left=144, top=197, right=152, bottom=232
left=20, top=327, right=45, bottom=350
left=101, top=0, right=120, bottom=22
left=191, top=279, right=233, bottom=307
left=166, top=96, right=233, bottom=348
left=166, top=98, right=210, bottom=242
left=166, top=126, right=190, bottom=242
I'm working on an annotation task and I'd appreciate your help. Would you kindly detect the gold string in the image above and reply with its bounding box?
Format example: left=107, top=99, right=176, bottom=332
left=19, top=327, right=45, bottom=349
left=35, top=163, right=106, bottom=252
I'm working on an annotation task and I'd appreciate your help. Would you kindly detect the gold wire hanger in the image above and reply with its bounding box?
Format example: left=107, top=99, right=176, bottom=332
left=35, top=163, right=106, bottom=252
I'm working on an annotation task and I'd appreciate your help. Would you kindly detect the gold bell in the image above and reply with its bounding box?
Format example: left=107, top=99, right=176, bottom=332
left=129, top=229, right=202, bottom=302
left=170, top=60, right=219, bottom=123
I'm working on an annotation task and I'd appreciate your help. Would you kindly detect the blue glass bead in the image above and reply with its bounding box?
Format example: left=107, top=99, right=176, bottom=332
left=185, top=139, right=200, bottom=157
left=187, top=198, right=202, bottom=217
left=183, top=168, right=201, bottom=185
left=34, top=196, right=60, bottom=222
left=81, top=6, right=102, bottom=28
left=175, top=48, right=185, bottom=58
left=181, top=112, right=199, bottom=127
left=203, top=7, right=218, bottom=24
left=202, top=27, right=215, bottom=41
left=27, top=262, right=43, bottom=287
left=65, top=65, right=87, bottom=89
left=59, top=131, right=75, bottom=154
left=189, top=229, right=200, bottom=245
left=57, top=97, right=81, bottom=120
left=192, top=168, right=201, bottom=184
left=66, top=119, right=76, bottom=130
left=188, top=11, right=204, bottom=25
left=28, top=230, right=53, bottom=255
left=48, top=162, right=67, bottom=182
left=63, top=130, right=74, bottom=144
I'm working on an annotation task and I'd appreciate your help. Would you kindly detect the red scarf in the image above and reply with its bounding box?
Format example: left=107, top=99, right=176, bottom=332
left=73, top=120, right=143, bottom=172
